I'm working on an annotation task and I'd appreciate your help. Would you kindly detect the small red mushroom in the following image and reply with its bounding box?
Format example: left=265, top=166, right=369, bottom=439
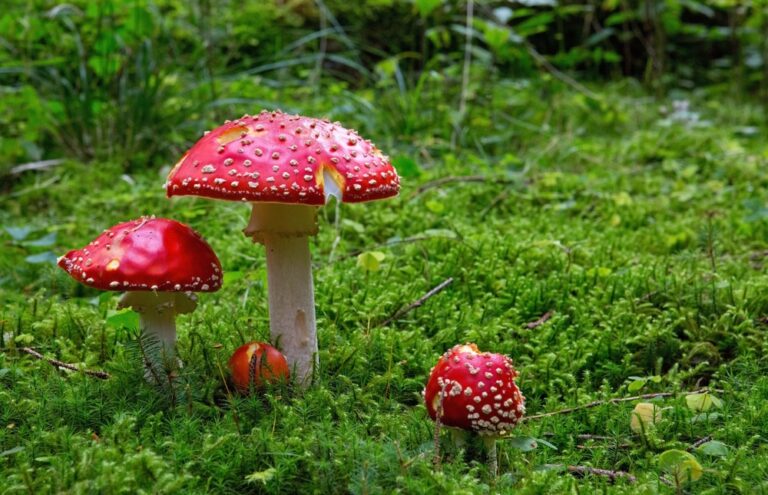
left=424, top=343, right=525, bottom=476
left=166, top=110, right=400, bottom=386
left=228, top=342, right=290, bottom=392
left=58, top=217, right=222, bottom=374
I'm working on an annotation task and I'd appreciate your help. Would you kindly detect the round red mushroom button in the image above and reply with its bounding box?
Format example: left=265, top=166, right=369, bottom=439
left=424, top=343, right=525, bottom=437
left=229, top=342, right=290, bottom=392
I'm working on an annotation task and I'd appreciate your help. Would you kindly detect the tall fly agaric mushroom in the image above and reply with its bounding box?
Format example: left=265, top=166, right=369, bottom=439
left=57, top=217, right=222, bottom=367
left=165, top=110, right=400, bottom=385
left=424, top=343, right=525, bottom=476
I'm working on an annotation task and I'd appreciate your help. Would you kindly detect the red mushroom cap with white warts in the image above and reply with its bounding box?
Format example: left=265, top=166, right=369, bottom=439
left=424, top=343, right=525, bottom=437
left=57, top=217, right=222, bottom=292
left=165, top=110, right=400, bottom=205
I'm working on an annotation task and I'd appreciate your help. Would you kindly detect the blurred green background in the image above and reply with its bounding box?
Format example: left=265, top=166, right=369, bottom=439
left=2, top=0, right=767, bottom=175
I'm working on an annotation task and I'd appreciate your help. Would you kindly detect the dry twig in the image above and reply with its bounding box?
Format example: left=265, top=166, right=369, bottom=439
left=576, top=434, right=612, bottom=441
left=689, top=436, right=713, bottom=450
left=525, top=311, right=554, bottom=329
left=380, top=278, right=454, bottom=328
left=577, top=443, right=632, bottom=450
left=19, top=347, right=111, bottom=379
left=10, top=159, right=64, bottom=175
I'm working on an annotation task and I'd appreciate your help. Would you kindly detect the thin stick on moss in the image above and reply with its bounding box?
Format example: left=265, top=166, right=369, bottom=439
left=19, top=347, right=111, bottom=379
left=525, top=311, right=554, bottom=329
left=380, top=277, right=454, bottom=328
left=689, top=436, right=712, bottom=450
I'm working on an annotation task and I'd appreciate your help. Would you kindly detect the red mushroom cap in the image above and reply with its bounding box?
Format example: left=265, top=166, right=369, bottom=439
left=165, top=110, right=400, bottom=205
left=57, top=217, right=222, bottom=292
left=229, top=341, right=290, bottom=392
left=424, top=343, right=525, bottom=437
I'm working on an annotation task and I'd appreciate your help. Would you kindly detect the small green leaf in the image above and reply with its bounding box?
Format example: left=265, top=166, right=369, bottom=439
left=414, top=0, right=443, bottom=17
left=697, top=440, right=729, bottom=457
left=245, top=467, right=276, bottom=485
left=630, top=402, right=661, bottom=433
left=612, top=191, right=633, bottom=206
left=5, top=226, right=32, bottom=241
left=341, top=219, right=365, bottom=234
left=507, top=436, right=537, bottom=452
left=535, top=438, right=558, bottom=450
left=690, top=412, right=722, bottom=423
left=586, top=266, right=612, bottom=277
left=421, top=229, right=458, bottom=239
left=23, top=232, right=57, bottom=247
left=106, top=309, right=139, bottom=331
left=26, top=251, right=58, bottom=265
left=627, top=378, right=646, bottom=392
left=425, top=200, right=444, bottom=213
left=658, top=449, right=703, bottom=484
left=0, top=446, right=24, bottom=457
left=481, top=22, right=512, bottom=52
left=357, top=251, right=386, bottom=272
left=686, top=393, right=722, bottom=412
left=14, top=333, right=34, bottom=345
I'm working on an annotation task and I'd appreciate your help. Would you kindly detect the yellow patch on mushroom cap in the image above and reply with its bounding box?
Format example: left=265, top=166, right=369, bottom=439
left=245, top=342, right=261, bottom=362
left=216, top=126, right=263, bottom=145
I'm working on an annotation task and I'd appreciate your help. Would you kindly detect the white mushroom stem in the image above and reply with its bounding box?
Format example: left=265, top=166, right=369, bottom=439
left=118, top=291, right=197, bottom=374
left=483, top=437, right=498, bottom=479
left=244, top=202, right=319, bottom=386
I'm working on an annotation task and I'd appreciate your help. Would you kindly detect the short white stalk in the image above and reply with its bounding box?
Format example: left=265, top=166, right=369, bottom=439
left=118, top=291, right=196, bottom=378
left=245, top=203, right=319, bottom=386
left=483, top=437, right=498, bottom=480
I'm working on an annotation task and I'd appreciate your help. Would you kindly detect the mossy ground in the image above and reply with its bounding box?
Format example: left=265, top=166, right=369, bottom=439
left=2, top=81, right=768, bottom=494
